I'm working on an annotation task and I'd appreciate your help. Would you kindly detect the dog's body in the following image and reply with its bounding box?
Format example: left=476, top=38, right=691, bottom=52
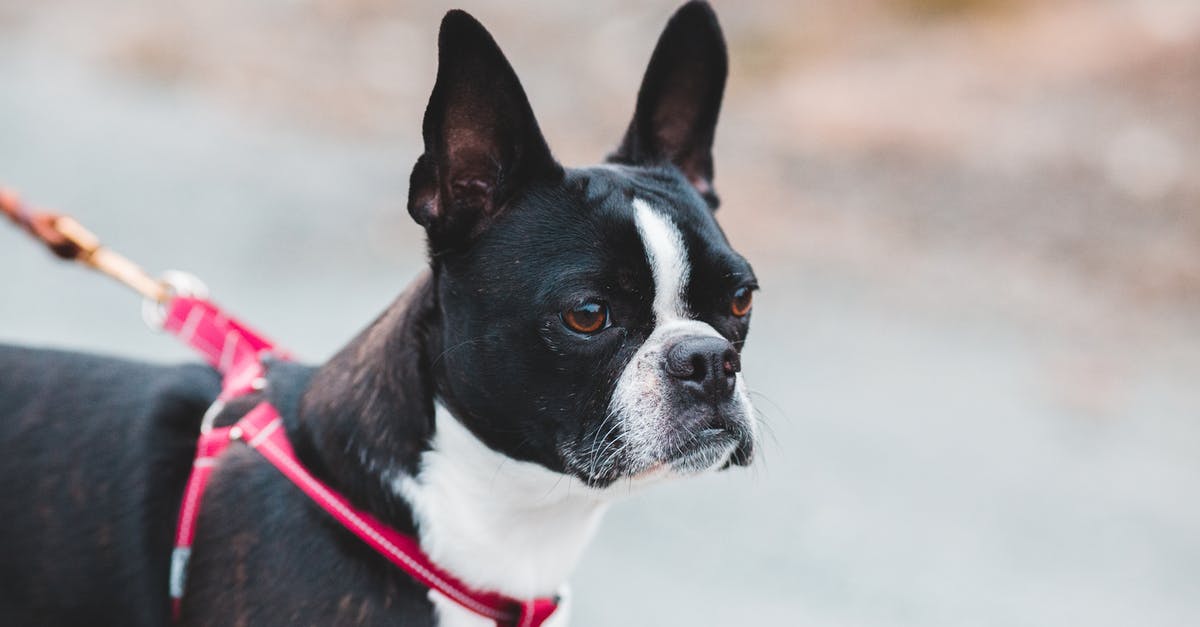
left=0, top=3, right=757, bottom=625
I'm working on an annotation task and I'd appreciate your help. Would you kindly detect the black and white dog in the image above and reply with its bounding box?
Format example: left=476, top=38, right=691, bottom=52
left=0, top=2, right=757, bottom=625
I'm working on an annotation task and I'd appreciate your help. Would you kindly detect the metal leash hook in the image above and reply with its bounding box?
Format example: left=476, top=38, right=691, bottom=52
left=1, top=186, right=206, bottom=330
left=141, top=271, right=209, bottom=331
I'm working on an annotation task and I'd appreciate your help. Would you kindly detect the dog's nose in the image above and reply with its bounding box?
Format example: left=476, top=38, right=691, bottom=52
left=664, top=336, right=740, bottom=399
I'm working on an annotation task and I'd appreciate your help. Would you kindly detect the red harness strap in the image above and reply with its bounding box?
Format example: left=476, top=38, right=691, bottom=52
left=166, top=297, right=558, bottom=627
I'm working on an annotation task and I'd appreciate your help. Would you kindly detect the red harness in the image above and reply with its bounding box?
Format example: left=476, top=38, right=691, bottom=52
left=0, top=188, right=557, bottom=625
left=164, top=296, right=558, bottom=627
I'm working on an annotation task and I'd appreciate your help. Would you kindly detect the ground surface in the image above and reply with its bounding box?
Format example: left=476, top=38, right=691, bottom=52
left=1, top=1, right=1198, bottom=625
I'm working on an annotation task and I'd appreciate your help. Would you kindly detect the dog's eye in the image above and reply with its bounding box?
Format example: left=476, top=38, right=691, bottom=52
left=731, top=287, right=753, bottom=317
left=562, top=301, right=609, bottom=334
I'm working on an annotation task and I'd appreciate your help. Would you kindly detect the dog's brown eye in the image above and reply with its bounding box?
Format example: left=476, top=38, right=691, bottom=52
left=562, top=302, right=609, bottom=334
left=731, top=287, right=753, bottom=317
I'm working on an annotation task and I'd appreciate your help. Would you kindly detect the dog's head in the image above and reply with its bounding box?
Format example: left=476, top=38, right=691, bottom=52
left=409, top=2, right=756, bottom=490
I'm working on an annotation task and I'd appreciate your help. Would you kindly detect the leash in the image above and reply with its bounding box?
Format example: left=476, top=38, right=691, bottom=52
left=2, top=186, right=558, bottom=627
left=1, top=187, right=170, bottom=303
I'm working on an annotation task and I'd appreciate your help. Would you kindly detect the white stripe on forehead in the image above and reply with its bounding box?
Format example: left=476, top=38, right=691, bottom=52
left=632, top=197, right=690, bottom=322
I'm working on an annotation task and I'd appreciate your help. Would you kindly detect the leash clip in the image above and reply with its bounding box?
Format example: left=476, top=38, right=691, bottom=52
left=142, top=271, right=209, bottom=330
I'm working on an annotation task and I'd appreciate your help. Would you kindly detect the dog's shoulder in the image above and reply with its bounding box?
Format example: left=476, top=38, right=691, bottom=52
left=181, top=357, right=438, bottom=626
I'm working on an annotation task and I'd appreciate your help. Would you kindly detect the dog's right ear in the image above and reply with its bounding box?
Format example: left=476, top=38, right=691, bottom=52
left=408, top=10, right=560, bottom=250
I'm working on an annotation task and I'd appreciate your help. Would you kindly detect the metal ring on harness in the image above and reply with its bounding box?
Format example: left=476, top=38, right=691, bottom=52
left=198, top=399, right=226, bottom=435
left=142, top=271, right=209, bottom=330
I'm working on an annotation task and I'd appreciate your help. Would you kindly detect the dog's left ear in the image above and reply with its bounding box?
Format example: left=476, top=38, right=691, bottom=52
left=409, top=10, right=561, bottom=249
left=608, top=1, right=728, bottom=209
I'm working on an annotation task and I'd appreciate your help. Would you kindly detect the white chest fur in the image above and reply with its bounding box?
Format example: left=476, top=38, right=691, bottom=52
left=390, top=404, right=607, bottom=615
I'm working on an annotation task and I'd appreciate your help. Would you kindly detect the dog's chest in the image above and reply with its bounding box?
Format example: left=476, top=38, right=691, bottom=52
left=388, top=405, right=604, bottom=619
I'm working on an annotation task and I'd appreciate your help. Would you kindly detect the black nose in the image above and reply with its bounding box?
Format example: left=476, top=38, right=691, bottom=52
left=664, top=336, right=740, bottom=399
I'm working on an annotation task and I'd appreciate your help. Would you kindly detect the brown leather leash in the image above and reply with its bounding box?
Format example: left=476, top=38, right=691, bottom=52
left=1, top=186, right=169, bottom=303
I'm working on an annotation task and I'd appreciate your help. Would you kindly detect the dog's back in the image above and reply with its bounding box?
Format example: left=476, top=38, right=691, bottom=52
left=0, top=345, right=218, bottom=626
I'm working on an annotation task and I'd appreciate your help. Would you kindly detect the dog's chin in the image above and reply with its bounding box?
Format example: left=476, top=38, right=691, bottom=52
left=664, top=429, right=741, bottom=474
left=569, top=427, right=751, bottom=491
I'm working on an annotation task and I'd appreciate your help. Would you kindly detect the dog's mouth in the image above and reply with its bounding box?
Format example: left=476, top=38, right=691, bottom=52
left=570, top=419, right=754, bottom=490
left=663, top=427, right=741, bottom=474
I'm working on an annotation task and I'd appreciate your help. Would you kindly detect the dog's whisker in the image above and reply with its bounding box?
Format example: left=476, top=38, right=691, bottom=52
left=588, top=413, right=625, bottom=481
left=746, top=388, right=788, bottom=423
left=430, top=335, right=489, bottom=368
left=753, top=413, right=781, bottom=448
left=598, top=435, right=628, bottom=477
left=540, top=473, right=568, bottom=501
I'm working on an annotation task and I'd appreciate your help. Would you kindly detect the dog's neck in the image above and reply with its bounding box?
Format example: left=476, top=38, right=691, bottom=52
left=296, top=270, right=440, bottom=534
left=298, top=269, right=607, bottom=599
left=393, top=403, right=607, bottom=599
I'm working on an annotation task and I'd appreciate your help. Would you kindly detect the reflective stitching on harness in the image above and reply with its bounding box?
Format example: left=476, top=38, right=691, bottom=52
left=179, top=307, right=204, bottom=346
left=520, top=601, right=535, bottom=627
left=218, top=331, right=238, bottom=373
left=245, top=417, right=282, bottom=448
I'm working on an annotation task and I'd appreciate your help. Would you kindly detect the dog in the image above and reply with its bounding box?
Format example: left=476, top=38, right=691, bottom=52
left=0, top=2, right=757, bottom=625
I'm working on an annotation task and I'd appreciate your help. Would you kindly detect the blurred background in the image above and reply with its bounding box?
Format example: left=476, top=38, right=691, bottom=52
left=2, top=0, right=1198, bottom=624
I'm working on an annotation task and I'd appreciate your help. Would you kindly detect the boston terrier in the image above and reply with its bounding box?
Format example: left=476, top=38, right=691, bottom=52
left=0, top=2, right=757, bottom=625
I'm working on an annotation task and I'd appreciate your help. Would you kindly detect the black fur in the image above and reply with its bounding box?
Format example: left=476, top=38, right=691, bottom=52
left=408, top=9, right=563, bottom=251
left=429, top=164, right=755, bottom=486
left=0, top=3, right=754, bottom=624
left=0, top=347, right=217, bottom=625
left=609, top=0, right=728, bottom=208
left=180, top=279, right=440, bottom=626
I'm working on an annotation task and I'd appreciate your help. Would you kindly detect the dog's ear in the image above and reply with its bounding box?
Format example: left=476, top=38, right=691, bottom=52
left=608, top=1, right=728, bottom=209
left=408, top=10, right=560, bottom=248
